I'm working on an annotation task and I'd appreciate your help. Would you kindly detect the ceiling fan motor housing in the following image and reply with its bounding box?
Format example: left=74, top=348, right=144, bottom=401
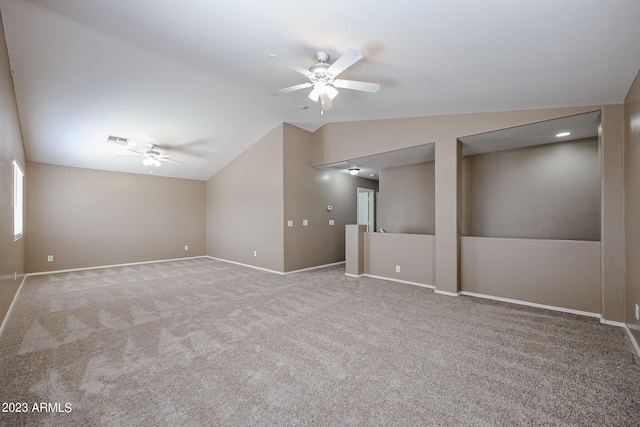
left=316, top=51, right=330, bottom=62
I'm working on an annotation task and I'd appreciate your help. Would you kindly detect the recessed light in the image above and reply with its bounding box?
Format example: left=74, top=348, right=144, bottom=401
left=556, top=131, right=571, bottom=137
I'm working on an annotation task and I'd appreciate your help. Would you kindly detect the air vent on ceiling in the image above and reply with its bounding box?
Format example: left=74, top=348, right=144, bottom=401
left=106, top=135, right=130, bottom=146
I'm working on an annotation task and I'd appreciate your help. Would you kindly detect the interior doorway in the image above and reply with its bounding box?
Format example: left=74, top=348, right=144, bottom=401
left=357, top=187, right=375, bottom=232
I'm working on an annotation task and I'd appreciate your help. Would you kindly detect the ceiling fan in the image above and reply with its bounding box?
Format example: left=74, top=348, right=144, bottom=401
left=270, top=48, right=380, bottom=112
left=118, top=143, right=180, bottom=167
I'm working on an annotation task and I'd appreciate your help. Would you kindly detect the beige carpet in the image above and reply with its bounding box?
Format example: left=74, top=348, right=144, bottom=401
left=0, top=257, right=638, bottom=426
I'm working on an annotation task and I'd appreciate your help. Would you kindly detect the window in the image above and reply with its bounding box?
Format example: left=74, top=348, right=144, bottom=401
left=13, top=161, right=24, bottom=241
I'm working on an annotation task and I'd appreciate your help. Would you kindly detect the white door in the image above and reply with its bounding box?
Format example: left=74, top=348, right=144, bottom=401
left=357, top=188, right=375, bottom=232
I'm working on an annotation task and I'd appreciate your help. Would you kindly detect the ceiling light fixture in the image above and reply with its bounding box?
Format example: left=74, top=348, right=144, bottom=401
left=143, top=158, right=161, bottom=167
left=349, top=167, right=360, bottom=176
left=556, top=131, right=571, bottom=137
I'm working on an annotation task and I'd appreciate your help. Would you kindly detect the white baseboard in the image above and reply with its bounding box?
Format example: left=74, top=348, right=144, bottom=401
left=285, top=261, right=345, bottom=275
left=363, top=274, right=435, bottom=290
left=26, top=255, right=210, bottom=277
left=459, top=291, right=601, bottom=319
left=434, top=290, right=460, bottom=297
left=0, top=274, right=28, bottom=338
left=206, top=256, right=345, bottom=276
left=623, top=324, right=640, bottom=358
left=206, top=256, right=285, bottom=275
left=600, top=318, right=626, bottom=327
left=345, top=273, right=364, bottom=278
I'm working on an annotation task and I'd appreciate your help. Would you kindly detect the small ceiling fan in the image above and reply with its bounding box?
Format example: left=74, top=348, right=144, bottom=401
left=118, top=143, right=181, bottom=167
left=270, top=48, right=380, bottom=112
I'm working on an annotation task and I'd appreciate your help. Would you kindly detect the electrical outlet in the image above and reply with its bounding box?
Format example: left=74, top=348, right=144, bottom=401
left=287, top=220, right=293, bottom=227
left=184, top=245, right=189, bottom=251
left=396, top=265, right=400, bottom=273
left=636, top=304, right=639, bottom=321
left=47, top=255, right=53, bottom=262
left=303, top=219, right=308, bottom=226
left=254, top=251, right=257, bottom=257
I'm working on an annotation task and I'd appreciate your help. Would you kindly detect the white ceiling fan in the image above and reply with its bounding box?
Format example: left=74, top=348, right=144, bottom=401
left=270, top=48, right=380, bottom=112
left=118, top=143, right=181, bottom=167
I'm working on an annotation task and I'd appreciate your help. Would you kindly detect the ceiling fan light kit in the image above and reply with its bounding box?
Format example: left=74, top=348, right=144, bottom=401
left=117, top=143, right=179, bottom=168
left=271, top=48, right=380, bottom=112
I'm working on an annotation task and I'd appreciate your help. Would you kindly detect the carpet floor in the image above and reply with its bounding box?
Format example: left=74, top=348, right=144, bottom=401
left=0, top=257, right=638, bottom=426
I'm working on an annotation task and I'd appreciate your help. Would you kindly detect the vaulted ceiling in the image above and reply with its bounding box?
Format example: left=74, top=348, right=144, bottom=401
left=2, top=0, right=639, bottom=180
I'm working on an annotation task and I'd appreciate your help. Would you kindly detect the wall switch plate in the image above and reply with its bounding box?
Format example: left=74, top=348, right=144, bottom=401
left=254, top=251, right=257, bottom=257
left=329, top=220, right=335, bottom=226
left=287, top=220, right=293, bottom=227
left=396, top=265, right=401, bottom=273
left=184, top=245, right=189, bottom=251
left=47, top=255, right=53, bottom=262
left=636, top=303, right=639, bottom=321
left=303, top=219, right=308, bottom=226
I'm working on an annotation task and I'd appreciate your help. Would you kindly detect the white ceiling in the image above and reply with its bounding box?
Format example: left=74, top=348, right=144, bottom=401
left=1, top=0, right=639, bottom=180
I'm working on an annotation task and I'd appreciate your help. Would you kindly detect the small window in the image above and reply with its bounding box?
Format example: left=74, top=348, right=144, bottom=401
left=13, top=161, right=24, bottom=241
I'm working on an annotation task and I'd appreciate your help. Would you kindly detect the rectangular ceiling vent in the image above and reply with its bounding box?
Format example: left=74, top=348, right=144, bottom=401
left=106, top=135, right=130, bottom=146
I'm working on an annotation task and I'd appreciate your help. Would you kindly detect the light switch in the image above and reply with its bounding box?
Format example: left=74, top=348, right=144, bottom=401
left=287, top=220, right=293, bottom=227
left=329, top=220, right=335, bottom=226
left=303, top=219, right=308, bottom=226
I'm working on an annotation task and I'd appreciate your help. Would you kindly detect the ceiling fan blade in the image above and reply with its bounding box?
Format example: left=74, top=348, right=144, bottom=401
left=327, top=48, right=363, bottom=77
left=333, top=79, right=380, bottom=93
left=160, top=158, right=183, bottom=164
left=270, top=54, right=312, bottom=77
left=320, top=91, right=333, bottom=110
left=117, top=154, right=146, bottom=158
left=271, top=82, right=313, bottom=96
left=126, top=149, right=146, bottom=155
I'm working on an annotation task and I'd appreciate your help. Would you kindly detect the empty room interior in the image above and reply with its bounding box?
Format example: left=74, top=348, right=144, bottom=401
left=1, top=0, right=640, bottom=425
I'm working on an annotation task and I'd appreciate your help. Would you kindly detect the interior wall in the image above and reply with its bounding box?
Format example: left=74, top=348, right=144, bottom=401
left=26, top=162, right=206, bottom=272
left=463, top=138, right=601, bottom=241
left=312, top=106, right=602, bottom=167
left=283, top=123, right=378, bottom=272
left=625, top=70, right=640, bottom=343
left=0, top=11, right=26, bottom=325
left=461, top=237, right=601, bottom=313
left=365, top=233, right=435, bottom=286
left=206, top=124, right=285, bottom=272
left=378, top=162, right=434, bottom=234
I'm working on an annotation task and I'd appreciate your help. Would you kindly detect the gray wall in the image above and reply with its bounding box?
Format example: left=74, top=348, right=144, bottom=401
left=625, top=71, right=640, bottom=344
left=283, top=124, right=378, bottom=272
left=461, top=237, right=601, bottom=313
left=462, top=138, right=601, bottom=241
left=206, top=124, right=285, bottom=272
left=0, top=12, right=27, bottom=325
left=206, top=122, right=378, bottom=273
left=26, top=162, right=206, bottom=272
left=378, top=162, right=434, bottom=234
left=365, top=233, right=435, bottom=285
